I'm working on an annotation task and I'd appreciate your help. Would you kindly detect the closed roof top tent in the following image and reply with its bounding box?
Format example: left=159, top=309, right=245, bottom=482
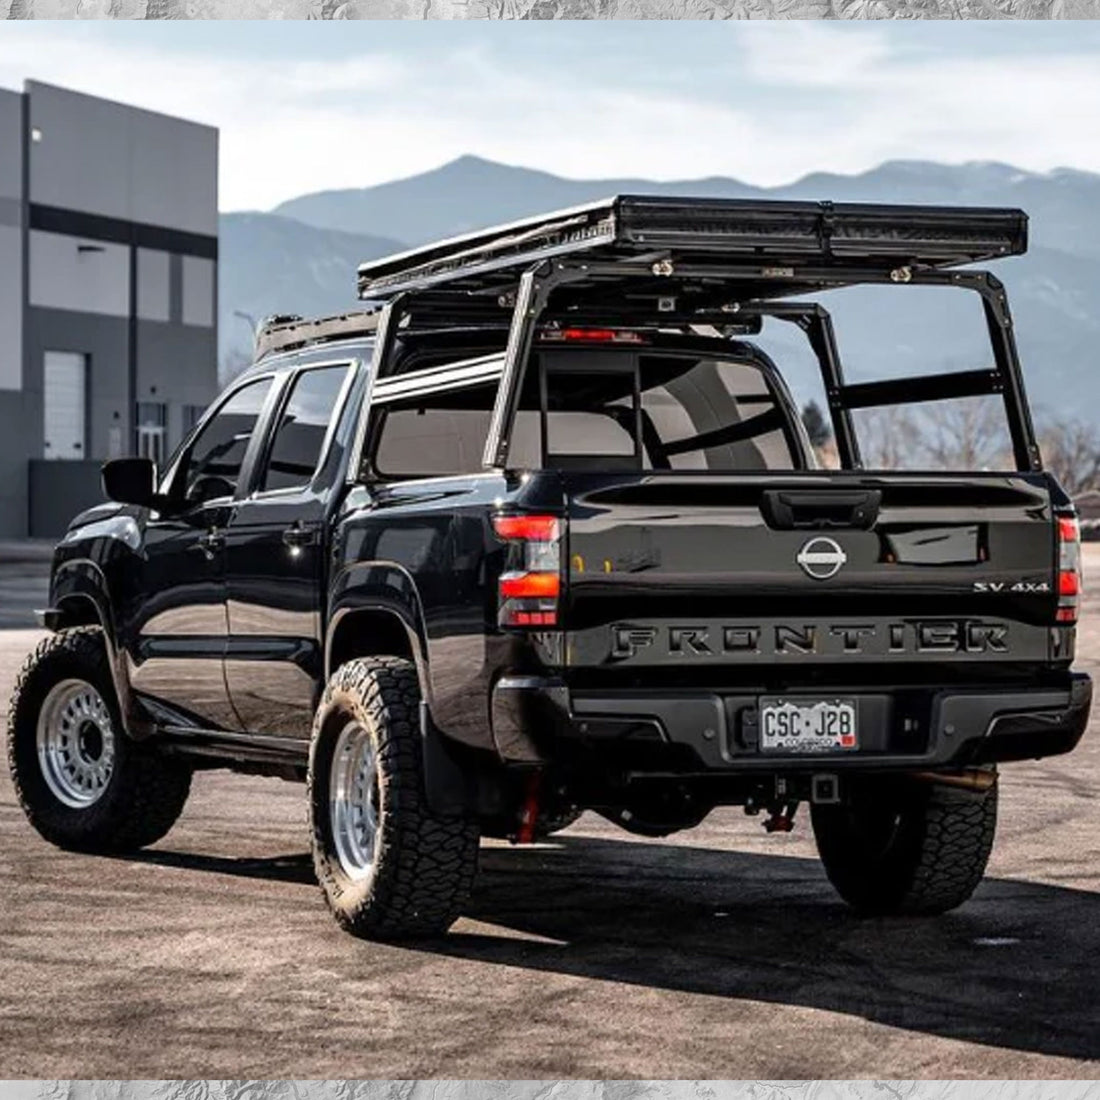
left=354, top=194, right=1028, bottom=300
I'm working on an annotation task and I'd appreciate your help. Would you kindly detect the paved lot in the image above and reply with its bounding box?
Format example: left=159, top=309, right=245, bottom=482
left=1, top=552, right=1099, bottom=1079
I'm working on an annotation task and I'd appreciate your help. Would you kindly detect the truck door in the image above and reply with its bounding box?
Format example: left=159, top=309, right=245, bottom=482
left=127, top=376, right=275, bottom=731
left=222, top=362, right=356, bottom=738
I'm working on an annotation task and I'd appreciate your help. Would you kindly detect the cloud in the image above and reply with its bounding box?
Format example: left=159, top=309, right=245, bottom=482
left=0, top=23, right=1098, bottom=211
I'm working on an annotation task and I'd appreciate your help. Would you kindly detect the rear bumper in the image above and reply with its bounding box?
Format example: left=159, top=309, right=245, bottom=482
left=490, top=672, right=1092, bottom=772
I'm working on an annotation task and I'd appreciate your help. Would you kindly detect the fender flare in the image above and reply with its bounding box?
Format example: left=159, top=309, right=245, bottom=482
left=325, top=559, right=433, bottom=703
left=49, top=558, right=151, bottom=739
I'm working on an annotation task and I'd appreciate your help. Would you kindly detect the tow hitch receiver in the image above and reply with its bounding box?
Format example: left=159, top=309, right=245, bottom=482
left=811, top=774, right=841, bottom=804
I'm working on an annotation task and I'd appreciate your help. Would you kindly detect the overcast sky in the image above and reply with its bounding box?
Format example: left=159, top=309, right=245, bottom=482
left=2, top=22, right=1099, bottom=212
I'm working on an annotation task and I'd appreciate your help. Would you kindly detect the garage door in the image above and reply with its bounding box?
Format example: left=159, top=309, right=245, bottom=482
left=43, top=351, right=87, bottom=461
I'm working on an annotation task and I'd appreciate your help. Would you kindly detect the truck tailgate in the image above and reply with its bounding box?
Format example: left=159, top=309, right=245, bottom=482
left=561, top=472, right=1060, bottom=670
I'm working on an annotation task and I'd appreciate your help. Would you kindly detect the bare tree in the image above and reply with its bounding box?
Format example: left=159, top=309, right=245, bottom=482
left=1039, top=415, right=1100, bottom=497
left=919, top=396, right=1011, bottom=471
left=857, top=406, right=922, bottom=470
left=857, top=397, right=1013, bottom=471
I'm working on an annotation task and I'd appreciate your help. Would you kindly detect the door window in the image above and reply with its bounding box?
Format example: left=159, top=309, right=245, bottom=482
left=179, top=377, right=272, bottom=503
left=259, top=365, right=349, bottom=492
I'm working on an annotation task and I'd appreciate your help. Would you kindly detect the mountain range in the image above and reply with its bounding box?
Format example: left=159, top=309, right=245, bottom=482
left=219, top=156, right=1100, bottom=422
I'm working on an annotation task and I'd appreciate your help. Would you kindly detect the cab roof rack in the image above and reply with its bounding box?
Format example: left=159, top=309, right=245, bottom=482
left=256, top=309, right=381, bottom=361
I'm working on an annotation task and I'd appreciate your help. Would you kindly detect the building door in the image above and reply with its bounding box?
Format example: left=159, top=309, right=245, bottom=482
left=43, top=351, right=87, bottom=461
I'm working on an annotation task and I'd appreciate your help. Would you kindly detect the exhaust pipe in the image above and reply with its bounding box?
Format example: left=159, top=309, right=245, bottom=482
left=912, top=768, right=997, bottom=792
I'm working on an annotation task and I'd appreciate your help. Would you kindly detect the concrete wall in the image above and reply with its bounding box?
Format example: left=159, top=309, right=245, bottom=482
left=28, top=459, right=104, bottom=539
left=136, top=320, right=218, bottom=451
left=29, top=230, right=130, bottom=316
left=0, top=88, right=24, bottom=537
left=26, top=81, right=217, bottom=237
left=0, top=87, right=22, bottom=395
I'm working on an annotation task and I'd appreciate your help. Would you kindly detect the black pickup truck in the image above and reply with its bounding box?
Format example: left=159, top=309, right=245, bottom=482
left=8, top=196, right=1091, bottom=939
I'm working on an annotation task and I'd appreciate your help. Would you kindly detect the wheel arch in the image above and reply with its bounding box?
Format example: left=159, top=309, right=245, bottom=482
left=47, top=560, right=147, bottom=738
left=325, top=602, right=431, bottom=705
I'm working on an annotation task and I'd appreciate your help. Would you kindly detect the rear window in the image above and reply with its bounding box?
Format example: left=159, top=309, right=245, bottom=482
left=369, top=347, right=803, bottom=478
left=533, top=350, right=801, bottom=472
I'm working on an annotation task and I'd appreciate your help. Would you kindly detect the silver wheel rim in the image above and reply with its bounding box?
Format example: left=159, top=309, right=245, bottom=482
left=329, top=720, right=380, bottom=882
left=36, top=679, right=116, bottom=809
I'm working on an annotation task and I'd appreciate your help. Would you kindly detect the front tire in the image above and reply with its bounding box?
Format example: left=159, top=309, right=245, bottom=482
left=7, top=627, right=192, bottom=852
left=308, top=656, right=479, bottom=939
left=811, top=775, right=997, bottom=916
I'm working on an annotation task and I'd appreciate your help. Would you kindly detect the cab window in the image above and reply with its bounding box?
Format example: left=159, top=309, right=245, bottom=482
left=259, top=365, right=350, bottom=492
left=180, top=377, right=272, bottom=503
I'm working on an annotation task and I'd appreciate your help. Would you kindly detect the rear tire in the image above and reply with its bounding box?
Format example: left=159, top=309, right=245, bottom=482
left=811, top=775, right=997, bottom=916
left=7, top=627, right=192, bottom=853
left=308, top=656, right=479, bottom=939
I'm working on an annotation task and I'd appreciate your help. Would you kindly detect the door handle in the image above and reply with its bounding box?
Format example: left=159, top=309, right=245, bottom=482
left=194, top=528, right=225, bottom=560
left=282, top=522, right=315, bottom=550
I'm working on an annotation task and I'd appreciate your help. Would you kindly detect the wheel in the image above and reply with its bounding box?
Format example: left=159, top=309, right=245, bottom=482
left=811, top=775, right=998, bottom=916
left=7, top=627, right=192, bottom=853
left=308, top=656, right=480, bottom=939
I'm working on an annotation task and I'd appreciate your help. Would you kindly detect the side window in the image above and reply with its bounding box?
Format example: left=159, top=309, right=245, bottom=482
left=260, top=365, right=350, bottom=492
left=181, top=377, right=272, bottom=503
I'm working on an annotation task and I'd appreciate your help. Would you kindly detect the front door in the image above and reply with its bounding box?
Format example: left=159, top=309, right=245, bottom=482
left=125, top=375, right=275, bottom=730
left=223, top=363, right=353, bottom=737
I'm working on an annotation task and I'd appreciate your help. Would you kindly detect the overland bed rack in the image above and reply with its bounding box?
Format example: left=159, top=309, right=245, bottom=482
left=257, top=194, right=1039, bottom=475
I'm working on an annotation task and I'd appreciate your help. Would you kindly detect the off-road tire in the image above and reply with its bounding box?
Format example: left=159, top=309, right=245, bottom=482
left=811, top=775, right=997, bottom=916
left=7, top=626, right=192, bottom=852
left=308, top=656, right=480, bottom=939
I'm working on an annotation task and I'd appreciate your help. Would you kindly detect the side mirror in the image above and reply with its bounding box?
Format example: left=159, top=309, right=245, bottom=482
left=101, top=457, right=157, bottom=508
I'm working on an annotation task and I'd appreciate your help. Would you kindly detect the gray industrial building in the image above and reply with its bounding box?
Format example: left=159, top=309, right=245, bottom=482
left=0, top=80, right=218, bottom=538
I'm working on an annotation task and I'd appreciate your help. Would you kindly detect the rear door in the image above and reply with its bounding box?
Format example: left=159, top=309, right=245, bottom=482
left=222, top=360, right=358, bottom=737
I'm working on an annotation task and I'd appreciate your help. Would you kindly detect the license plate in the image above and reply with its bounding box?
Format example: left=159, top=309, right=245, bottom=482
left=759, top=697, right=858, bottom=753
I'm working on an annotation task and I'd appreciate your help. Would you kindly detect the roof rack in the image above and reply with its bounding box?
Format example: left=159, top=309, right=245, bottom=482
left=255, top=308, right=381, bottom=361
left=356, top=194, right=1028, bottom=301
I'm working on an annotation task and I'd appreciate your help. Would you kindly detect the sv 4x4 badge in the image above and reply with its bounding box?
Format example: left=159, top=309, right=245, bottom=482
left=973, top=580, right=1051, bottom=593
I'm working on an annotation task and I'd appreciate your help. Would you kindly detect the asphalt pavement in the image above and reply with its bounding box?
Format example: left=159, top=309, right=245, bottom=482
left=1, top=550, right=1098, bottom=1078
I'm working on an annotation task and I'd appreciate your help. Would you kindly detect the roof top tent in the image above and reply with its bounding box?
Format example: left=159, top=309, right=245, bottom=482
left=260, top=195, right=1038, bottom=472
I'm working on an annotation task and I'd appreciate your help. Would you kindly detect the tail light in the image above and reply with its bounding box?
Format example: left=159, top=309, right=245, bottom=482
left=493, top=513, right=563, bottom=628
left=1056, top=514, right=1081, bottom=624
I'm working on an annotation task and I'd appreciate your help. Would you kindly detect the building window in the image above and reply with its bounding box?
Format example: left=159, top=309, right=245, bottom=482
left=136, top=402, right=167, bottom=467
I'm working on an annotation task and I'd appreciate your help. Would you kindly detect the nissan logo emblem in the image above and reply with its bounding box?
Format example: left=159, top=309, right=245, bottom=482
left=796, top=536, right=847, bottom=580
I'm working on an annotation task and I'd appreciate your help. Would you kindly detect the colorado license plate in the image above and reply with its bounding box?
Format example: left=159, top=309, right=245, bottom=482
left=759, top=697, right=858, bottom=753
